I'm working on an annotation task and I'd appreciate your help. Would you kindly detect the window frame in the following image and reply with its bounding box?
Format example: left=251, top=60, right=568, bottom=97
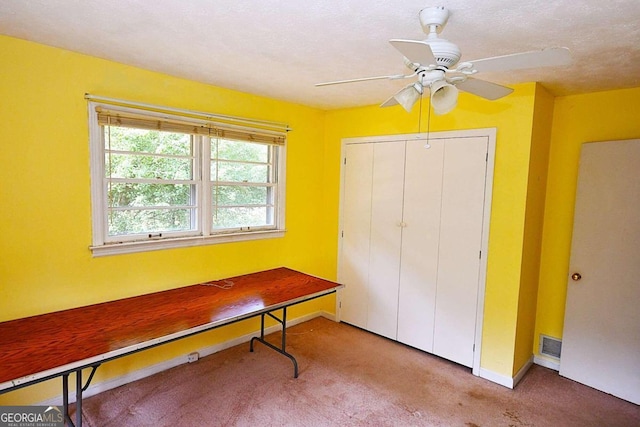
left=88, top=101, right=286, bottom=256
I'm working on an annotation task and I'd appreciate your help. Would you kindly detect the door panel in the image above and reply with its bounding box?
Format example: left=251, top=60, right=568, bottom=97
left=367, top=142, right=405, bottom=339
left=338, top=143, right=373, bottom=329
left=397, top=138, right=444, bottom=352
left=433, top=137, right=488, bottom=367
left=560, top=139, right=640, bottom=404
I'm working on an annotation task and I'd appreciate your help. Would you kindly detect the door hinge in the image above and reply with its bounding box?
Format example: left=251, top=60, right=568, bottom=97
left=486, top=152, right=488, bottom=161
left=341, top=230, right=344, bottom=238
left=473, top=344, right=476, bottom=352
left=479, top=250, right=482, bottom=259
left=344, top=157, right=347, bottom=165
left=339, top=301, right=342, bottom=308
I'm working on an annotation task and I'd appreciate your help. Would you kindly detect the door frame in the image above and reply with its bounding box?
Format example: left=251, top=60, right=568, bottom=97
left=336, top=128, right=497, bottom=376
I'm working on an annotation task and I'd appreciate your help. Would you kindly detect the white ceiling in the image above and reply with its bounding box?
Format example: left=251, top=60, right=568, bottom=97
left=1, top=0, right=639, bottom=110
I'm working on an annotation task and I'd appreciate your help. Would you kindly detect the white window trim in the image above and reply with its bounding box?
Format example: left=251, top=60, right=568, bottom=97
left=90, top=230, right=286, bottom=257
left=88, top=101, right=287, bottom=257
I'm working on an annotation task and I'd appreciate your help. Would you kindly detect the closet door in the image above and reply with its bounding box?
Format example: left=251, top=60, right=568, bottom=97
left=367, top=141, right=405, bottom=339
left=397, top=139, right=444, bottom=352
left=338, top=143, right=373, bottom=329
left=432, top=136, right=488, bottom=367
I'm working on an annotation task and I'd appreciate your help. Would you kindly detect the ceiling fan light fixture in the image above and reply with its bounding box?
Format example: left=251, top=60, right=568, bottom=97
left=395, top=83, right=423, bottom=113
left=430, top=80, right=458, bottom=115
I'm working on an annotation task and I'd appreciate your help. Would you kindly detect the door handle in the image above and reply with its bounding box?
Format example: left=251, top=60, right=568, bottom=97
left=571, top=272, right=582, bottom=281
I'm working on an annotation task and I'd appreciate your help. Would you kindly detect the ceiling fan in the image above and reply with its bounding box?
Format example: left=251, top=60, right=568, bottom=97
left=316, top=6, right=572, bottom=115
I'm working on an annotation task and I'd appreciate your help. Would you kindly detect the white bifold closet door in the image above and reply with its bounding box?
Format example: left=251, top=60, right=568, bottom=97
left=397, top=137, right=487, bottom=367
left=340, top=141, right=405, bottom=340
left=431, top=137, right=487, bottom=367
left=339, top=135, right=488, bottom=368
left=367, top=142, right=405, bottom=339
left=396, top=139, right=444, bottom=352
left=339, top=143, right=373, bottom=330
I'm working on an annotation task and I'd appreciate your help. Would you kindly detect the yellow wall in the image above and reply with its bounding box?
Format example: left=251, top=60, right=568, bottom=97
left=324, top=84, right=540, bottom=378
left=6, top=32, right=635, bottom=405
left=0, top=35, right=335, bottom=403
left=512, top=84, right=554, bottom=372
left=533, top=87, right=640, bottom=358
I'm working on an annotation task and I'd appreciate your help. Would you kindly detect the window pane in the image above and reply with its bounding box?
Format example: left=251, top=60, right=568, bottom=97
left=106, top=127, right=192, bottom=156
left=108, top=183, right=194, bottom=207
left=214, top=139, right=268, bottom=162
left=213, top=207, right=273, bottom=229
left=108, top=208, right=194, bottom=235
left=106, top=153, right=193, bottom=180
left=211, top=162, right=269, bottom=183
left=213, top=186, right=269, bottom=206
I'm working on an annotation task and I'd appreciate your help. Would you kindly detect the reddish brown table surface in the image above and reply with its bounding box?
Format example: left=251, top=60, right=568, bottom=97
left=0, top=267, right=341, bottom=391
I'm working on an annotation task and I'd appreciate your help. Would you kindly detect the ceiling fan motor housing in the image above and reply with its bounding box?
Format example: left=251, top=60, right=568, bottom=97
left=425, top=37, right=461, bottom=69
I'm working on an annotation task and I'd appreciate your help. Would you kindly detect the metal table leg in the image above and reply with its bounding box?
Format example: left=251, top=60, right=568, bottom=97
left=249, top=307, right=299, bottom=378
left=62, top=365, right=100, bottom=427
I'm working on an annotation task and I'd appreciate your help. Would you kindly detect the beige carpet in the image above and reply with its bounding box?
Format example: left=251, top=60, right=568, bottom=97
left=77, top=317, right=640, bottom=426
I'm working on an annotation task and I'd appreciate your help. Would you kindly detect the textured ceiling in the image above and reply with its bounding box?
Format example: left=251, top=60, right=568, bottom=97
left=1, top=0, right=639, bottom=110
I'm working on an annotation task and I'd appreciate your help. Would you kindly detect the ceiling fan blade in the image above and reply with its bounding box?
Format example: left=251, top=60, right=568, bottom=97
left=468, top=47, right=571, bottom=73
left=455, top=78, right=514, bottom=100
left=389, top=39, right=437, bottom=66
left=315, top=73, right=411, bottom=87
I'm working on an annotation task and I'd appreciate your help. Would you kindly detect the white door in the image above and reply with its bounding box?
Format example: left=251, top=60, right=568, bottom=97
left=367, top=141, right=405, bottom=339
left=397, top=138, right=444, bottom=352
left=432, top=137, right=488, bottom=367
left=338, top=143, right=373, bottom=329
left=560, top=139, right=640, bottom=405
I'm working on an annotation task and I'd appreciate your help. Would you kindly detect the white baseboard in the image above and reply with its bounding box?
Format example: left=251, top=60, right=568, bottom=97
left=513, top=356, right=534, bottom=387
left=478, top=356, right=533, bottom=389
left=533, top=355, right=560, bottom=371
left=40, top=310, right=335, bottom=406
left=478, top=368, right=514, bottom=389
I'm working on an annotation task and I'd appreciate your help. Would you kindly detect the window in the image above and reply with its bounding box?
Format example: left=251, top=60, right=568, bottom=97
left=210, top=138, right=278, bottom=231
left=88, top=100, right=286, bottom=256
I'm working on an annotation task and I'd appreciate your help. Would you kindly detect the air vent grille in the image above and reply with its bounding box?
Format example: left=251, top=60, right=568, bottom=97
left=540, top=334, right=562, bottom=359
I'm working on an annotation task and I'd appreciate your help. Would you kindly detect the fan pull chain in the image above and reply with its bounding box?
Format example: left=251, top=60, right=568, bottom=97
left=425, top=92, right=432, bottom=149
left=418, top=93, right=423, bottom=134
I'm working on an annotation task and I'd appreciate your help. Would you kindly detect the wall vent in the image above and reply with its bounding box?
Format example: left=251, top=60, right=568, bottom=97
left=540, top=334, right=562, bottom=359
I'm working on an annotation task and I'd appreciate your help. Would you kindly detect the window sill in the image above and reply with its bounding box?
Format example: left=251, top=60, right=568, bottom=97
left=90, top=230, right=285, bottom=257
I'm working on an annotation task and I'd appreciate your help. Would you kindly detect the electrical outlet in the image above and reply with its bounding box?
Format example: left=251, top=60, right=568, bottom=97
left=187, top=352, right=199, bottom=363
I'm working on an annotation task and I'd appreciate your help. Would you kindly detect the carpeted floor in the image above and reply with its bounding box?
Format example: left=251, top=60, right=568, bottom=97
left=77, top=317, right=640, bottom=426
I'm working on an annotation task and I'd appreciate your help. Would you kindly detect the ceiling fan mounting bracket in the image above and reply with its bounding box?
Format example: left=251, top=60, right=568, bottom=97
left=419, top=6, right=450, bottom=34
